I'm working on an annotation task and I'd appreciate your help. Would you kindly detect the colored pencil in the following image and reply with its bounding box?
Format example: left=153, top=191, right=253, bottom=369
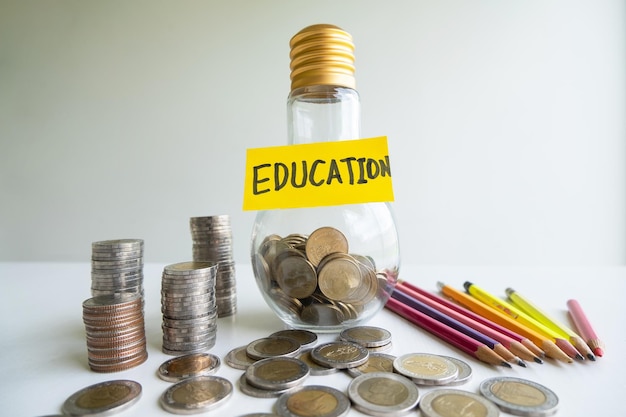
left=399, top=280, right=544, bottom=362
left=385, top=296, right=511, bottom=368
left=567, top=299, right=605, bottom=357
left=506, top=288, right=596, bottom=361
left=438, top=282, right=573, bottom=363
left=396, top=281, right=539, bottom=364
left=464, top=281, right=584, bottom=361
left=392, top=288, right=526, bottom=367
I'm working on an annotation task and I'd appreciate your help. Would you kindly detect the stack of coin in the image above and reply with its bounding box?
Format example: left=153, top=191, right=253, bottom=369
left=82, top=293, right=148, bottom=373
left=253, top=227, right=389, bottom=326
left=91, top=239, right=144, bottom=302
left=161, top=261, right=219, bottom=355
left=190, top=215, right=237, bottom=317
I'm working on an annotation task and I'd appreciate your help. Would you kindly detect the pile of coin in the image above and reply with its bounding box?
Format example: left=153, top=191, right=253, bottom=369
left=190, top=215, right=237, bottom=317
left=82, top=293, right=148, bottom=373
left=253, top=227, right=388, bottom=326
left=161, top=261, right=219, bottom=355
left=91, top=239, right=144, bottom=301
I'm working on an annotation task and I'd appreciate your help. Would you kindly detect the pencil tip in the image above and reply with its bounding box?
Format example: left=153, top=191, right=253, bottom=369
left=436, top=281, right=445, bottom=290
left=575, top=353, right=585, bottom=361
left=593, top=347, right=604, bottom=357
left=533, top=357, right=544, bottom=364
left=463, top=281, right=472, bottom=291
left=587, top=353, right=596, bottom=361
left=505, top=287, right=514, bottom=296
left=501, top=361, right=512, bottom=368
left=517, top=360, right=527, bottom=367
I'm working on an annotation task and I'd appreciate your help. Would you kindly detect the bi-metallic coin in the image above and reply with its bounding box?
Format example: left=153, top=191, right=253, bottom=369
left=62, top=380, right=141, bottom=416
left=420, top=388, right=500, bottom=417
left=348, top=372, right=420, bottom=417
left=479, top=377, right=559, bottom=417
left=159, top=375, right=232, bottom=414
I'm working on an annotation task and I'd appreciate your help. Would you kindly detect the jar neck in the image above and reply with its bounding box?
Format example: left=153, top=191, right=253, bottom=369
left=287, top=85, right=361, bottom=145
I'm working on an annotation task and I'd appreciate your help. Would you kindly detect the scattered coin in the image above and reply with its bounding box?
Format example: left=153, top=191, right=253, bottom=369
left=275, top=385, right=351, bottom=417
left=310, top=341, right=369, bottom=369
left=393, top=353, right=459, bottom=386
left=160, top=375, right=233, bottom=414
left=347, top=352, right=396, bottom=378
left=340, top=326, right=392, bottom=348
left=440, top=356, right=473, bottom=386
left=62, top=380, right=142, bottom=416
left=238, top=373, right=300, bottom=399
left=420, top=388, right=500, bottom=417
left=348, top=372, right=420, bottom=417
left=157, top=352, right=221, bottom=382
left=245, top=357, right=310, bottom=390
left=479, top=377, right=559, bottom=416
left=225, top=345, right=258, bottom=369
left=297, top=349, right=338, bottom=376
left=270, top=329, right=318, bottom=349
left=246, top=336, right=301, bottom=360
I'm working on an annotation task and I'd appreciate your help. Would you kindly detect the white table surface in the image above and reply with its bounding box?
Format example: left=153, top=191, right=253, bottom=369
left=1, top=262, right=624, bottom=417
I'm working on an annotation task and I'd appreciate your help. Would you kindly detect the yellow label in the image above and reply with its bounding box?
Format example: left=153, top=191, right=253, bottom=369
left=243, top=136, right=394, bottom=210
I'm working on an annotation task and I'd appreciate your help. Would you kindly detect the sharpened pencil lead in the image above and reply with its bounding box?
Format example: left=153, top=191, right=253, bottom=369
left=517, top=359, right=527, bottom=367
left=501, top=361, right=512, bottom=368
left=533, top=356, right=544, bottom=364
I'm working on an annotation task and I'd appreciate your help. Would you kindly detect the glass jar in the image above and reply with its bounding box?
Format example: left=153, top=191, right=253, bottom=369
left=250, top=24, right=400, bottom=332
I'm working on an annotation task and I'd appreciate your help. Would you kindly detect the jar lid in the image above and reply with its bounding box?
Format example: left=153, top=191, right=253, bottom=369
left=289, top=24, right=356, bottom=91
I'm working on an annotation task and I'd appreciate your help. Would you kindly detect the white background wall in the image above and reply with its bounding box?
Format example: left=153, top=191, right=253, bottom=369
left=1, top=0, right=624, bottom=266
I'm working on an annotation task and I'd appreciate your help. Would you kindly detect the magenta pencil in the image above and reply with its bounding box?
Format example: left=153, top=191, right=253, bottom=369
left=385, top=296, right=511, bottom=367
left=567, top=299, right=605, bottom=357
left=398, top=280, right=545, bottom=360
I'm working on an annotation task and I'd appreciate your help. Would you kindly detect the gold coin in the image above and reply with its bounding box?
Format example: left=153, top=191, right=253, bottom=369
left=304, top=227, right=349, bottom=267
left=317, top=256, right=362, bottom=302
left=274, top=252, right=317, bottom=299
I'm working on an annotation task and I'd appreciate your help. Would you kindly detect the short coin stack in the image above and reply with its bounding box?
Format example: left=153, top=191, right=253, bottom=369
left=82, top=293, right=148, bottom=373
left=91, top=239, right=145, bottom=301
left=161, top=261, right=219, bottom=355
left=190, top=215, right=237, bottom=317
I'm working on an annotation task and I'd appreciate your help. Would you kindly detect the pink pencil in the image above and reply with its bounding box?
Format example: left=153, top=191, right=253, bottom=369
left=567, top=299, right=605, bottom=357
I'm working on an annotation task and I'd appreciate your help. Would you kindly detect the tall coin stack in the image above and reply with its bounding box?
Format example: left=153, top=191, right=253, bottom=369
left=90, top=239, right=145, bottom=302
left=161, top=261, right=219, bottom=355
left=190, top=215, right=237, bottom=317
left=82, top=293, right=148, bottom=372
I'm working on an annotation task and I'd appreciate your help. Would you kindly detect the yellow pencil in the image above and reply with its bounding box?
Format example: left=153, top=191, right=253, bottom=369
left=464, top=281, right=585, bottom=361
left=439, top=282, right=572, bottom=363
left=505, top=287, right=596, bottom=361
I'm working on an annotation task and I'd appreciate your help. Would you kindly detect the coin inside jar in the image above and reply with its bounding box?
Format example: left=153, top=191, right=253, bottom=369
left=62, top=380, right=142, bottom=416
left=304, top=227, right=349, bottom=267
left=158, top=352, right=221, bottom=382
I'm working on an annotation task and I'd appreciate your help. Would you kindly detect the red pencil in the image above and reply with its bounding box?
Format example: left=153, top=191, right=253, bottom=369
left=398, top=279, right=546, bottom=361
left=385, top=296, right=511, bottom=368
left=567, top=299, right=605, bottom=357
left=396, top=282, right=541, bottom=364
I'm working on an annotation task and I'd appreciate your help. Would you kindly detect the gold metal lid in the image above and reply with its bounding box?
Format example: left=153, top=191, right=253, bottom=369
left=289, top=24, right=356, bottom=91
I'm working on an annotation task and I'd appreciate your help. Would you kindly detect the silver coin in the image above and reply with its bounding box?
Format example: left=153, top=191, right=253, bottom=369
left=270, top=329, right=318, bottom=349
left=246, top=336, right=301, bottom=360
left=160, top=375, right=232, bottom=414
left=479, top=377, right=559, bottom=417
left=393, top=353, right=458, bottom=386
left=310, top=341, right=369, bottom=369
left=158, top=353, right=221, bottom=382
left=439, top=356, right=472, bottom=386
left=225, top=345, right=258, bottom=369
left=340, top=326, right=392, bottom=348
left=420, top=388, right=500, bottom=417
left=238, top=373, right=299, bottom=398
left=275, top=385, right=351, bottom=417
left=245, top=357, right=309, bottom=390
left=348, top=372, right=420, bottom=417
left=347, top=353, right=396, bottom=378
left=62, top=380, right=142, bottom=416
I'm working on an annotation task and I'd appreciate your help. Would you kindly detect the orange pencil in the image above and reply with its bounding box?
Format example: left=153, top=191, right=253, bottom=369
left=438, top=282, right=573, bottom=363
left=464, top=281, right=584, bottom=361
